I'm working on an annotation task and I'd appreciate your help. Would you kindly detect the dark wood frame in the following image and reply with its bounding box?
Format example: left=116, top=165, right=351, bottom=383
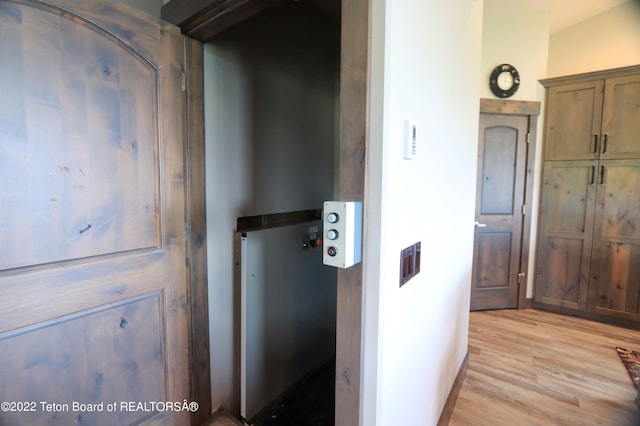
left=236, top=209, right=322, bottom=233
left=479, top=98, right=540, bottom=310
left=334, top=1, right=369, bottom=424
left=162, top=0, right=370, bottom=424
left=161, top=0, right=278, bottom=40
left=183, top=37, right=212, bottom=426
left=539, top=64, right=640, bottom=88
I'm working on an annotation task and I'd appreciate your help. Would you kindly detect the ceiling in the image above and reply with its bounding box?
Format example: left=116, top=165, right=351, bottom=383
left=484, top=0, right=630, bottom=33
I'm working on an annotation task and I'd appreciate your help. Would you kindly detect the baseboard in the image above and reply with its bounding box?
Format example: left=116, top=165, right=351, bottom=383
left=519, top=298, right=534, bottom=310
left=533, top=302, right=640, bottom=331
left=437, top=351, right=469, bottom=426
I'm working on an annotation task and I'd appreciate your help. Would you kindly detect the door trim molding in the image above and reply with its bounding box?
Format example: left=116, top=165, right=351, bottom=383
left=184, top=37, right=212, bottom=425
left=480, top=98, right=540, bottom=116
left=479, top=99, right=540, bottom=310
left=168, top=1, right=369, bottom=423
left=335, top=1, right=369, bottom=424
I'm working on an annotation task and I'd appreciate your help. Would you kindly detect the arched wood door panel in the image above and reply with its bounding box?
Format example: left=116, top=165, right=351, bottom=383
left=471, top=116, right=528, bottom=310
left=0, top=1, right=160, bottom=270
left=0, top=0, right=189, bottom=424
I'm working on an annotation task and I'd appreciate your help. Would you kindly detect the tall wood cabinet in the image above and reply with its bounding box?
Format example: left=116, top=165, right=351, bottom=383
left=535, top=65, right=640, bottom=324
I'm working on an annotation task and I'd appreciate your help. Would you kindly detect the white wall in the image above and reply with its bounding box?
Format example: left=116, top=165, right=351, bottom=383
left=481, top=12, right=550, bottom=101
left=203, top=5, right=338, bottom=413
left=480, top=11, right=550, bottom=298
left=363, top=1, right=483, bottom=424
left=548, top=1, right=640, bottom=78
left=204, top=41, right=250, bottom=413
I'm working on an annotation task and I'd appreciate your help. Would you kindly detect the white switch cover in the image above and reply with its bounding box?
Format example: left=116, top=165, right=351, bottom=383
left=404, top=119, right=417, bottom=160
left=323, top=201, right=362, bottom=268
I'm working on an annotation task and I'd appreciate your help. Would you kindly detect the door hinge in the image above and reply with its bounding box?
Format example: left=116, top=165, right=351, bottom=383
left=522, top=204, right=526, bottom=215
left=181, top=71, right=186, bottom=92
left=184, top=222, right=190, bottom=241
left=526, top=132, right=531, bottom=144
left=517, top=272, right=526, bottom=284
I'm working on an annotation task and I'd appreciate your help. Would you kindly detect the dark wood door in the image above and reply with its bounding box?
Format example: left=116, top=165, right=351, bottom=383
left=534, top=161, right=597, bottom=310
left=588, top=160, right=640, bottom=320
left=544, top=81, right=604, bottom=161
left=471, top=113, right=528, bottom=310
left=0, top=1, right=189, bottom=425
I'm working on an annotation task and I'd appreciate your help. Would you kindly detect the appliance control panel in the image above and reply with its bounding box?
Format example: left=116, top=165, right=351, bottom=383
left=323, top=201, right=362, bottom=268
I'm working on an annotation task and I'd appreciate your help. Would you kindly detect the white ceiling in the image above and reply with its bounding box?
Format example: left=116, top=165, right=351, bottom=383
left=484, top=0, right=630, bottom=33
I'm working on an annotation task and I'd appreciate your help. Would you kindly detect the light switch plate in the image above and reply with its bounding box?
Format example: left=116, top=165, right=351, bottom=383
left=399, top=241, right=421, bottom=287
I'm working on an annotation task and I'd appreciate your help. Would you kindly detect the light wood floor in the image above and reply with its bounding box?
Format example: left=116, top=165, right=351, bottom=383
left=205, top=309, right=640, bottom=426
left=449, top=309, right=640, bottom=426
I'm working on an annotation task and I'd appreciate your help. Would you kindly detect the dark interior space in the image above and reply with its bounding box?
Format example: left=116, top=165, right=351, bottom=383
left=249, top=360, right=335, bottom=426
left=204, top=1, right=341, bottom=423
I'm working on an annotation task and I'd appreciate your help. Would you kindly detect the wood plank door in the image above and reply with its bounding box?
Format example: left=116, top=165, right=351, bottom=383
left=0, top=1, right=190, bottom=425
left=471, top=113, right=528, bottom=310
left=588, top=159, right=640, bottom=320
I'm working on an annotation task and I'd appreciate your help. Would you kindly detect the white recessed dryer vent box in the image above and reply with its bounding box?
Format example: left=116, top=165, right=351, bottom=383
left=323, top=201, right=363, bottom=268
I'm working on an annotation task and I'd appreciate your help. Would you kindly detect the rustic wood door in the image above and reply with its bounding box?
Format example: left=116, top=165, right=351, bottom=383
left=0, top=0, right=190, bottom=425
left=588, top=159, right=640, bottom=320
left=471, top=113, right=528, bottom=310
left=534, top=160, right=597, bottom=310
left=601, top=75, right=640, bottom=160
left=544, top=81, right=604, bottom=161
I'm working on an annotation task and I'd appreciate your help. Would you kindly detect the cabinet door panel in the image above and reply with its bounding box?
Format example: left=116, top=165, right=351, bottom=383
left=589, top=160, right=640, bottom=319
left=602, top=75, right=640, bottom=159
left=538, top=237, right=585, bottom=306
left=590, top=242, right=640, bottom=315
left=545, top=81, right=604, bottom=161
left=598, top=161, right=640, bottom=239
left=535, top=161, right=597, bottom=310
left=539, top=161, right=597, bottom=233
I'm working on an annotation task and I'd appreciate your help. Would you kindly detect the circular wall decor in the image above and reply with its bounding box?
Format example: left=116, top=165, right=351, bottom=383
left=489, top=64, right=520, bottom=98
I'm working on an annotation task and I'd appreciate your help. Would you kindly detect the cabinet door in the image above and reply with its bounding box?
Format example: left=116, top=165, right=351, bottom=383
left=535, top=161, right=597, bottom=310
left=601, top=75, right=640, bottom=159
left=588, top=160, right=640, bottom=320
left=544, top=81, right=604, bottom=161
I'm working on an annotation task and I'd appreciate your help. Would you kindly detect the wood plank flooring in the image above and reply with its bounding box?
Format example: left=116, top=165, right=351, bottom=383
left=449, top=309, right=640, bottom=426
